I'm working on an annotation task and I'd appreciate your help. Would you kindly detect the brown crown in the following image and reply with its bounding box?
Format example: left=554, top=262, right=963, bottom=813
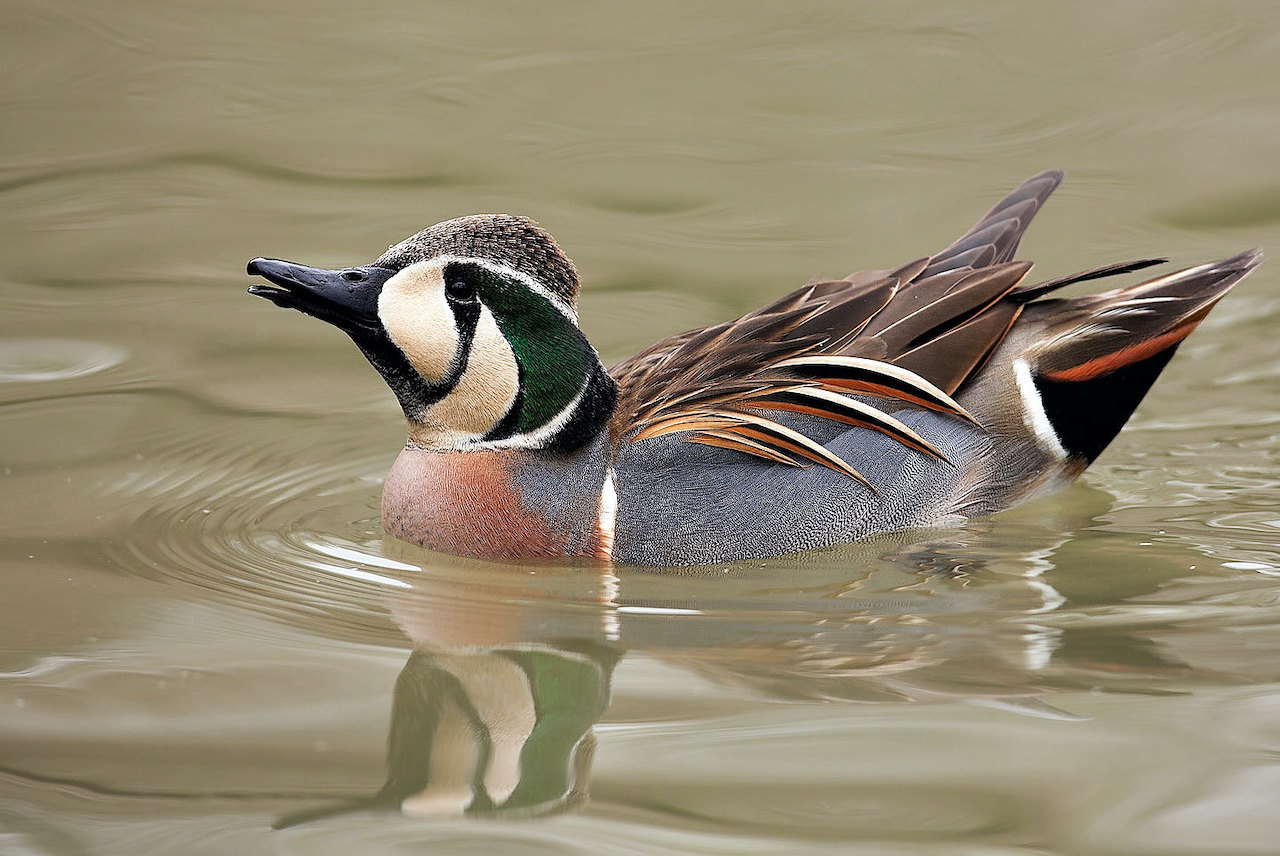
left=375, top=214, right=581, bottom=307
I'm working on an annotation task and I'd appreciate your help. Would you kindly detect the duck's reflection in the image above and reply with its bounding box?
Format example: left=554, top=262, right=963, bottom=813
left=278, top=497, right=1211, bottom=826
left=277, top=641, right=617, bottom=826
left=385, top=642, right=615, bottom=817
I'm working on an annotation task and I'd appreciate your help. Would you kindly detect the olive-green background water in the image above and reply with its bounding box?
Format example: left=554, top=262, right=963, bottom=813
left=3, top=2, right=1280, bottom=853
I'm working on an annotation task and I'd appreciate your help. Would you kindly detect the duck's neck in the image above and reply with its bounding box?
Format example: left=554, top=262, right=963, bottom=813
left=382, top=431, right=616, bottom=561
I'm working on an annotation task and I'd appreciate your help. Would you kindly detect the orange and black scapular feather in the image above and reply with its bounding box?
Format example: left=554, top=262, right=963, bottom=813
left=608, top=171, right=1260, bottom=485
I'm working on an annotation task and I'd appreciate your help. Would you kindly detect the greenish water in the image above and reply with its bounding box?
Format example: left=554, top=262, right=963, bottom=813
left=3, top=2, right=1280, bottom=853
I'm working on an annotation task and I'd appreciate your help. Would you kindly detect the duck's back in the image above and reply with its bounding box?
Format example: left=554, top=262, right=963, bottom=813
left=605, top=172, right=1260, bottom=566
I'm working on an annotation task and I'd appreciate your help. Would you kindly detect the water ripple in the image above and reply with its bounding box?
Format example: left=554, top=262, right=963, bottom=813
left=100, top=420, right=412, bottom=644
left=0, top=338, right=126, bottom=383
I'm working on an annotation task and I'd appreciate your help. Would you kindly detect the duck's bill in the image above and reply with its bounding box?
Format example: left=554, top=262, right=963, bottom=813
left=246, top=258, right=394, bottom=335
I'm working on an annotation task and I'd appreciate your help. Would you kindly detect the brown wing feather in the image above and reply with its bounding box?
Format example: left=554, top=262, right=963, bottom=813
left=921, top=170, right=1063, bottom=278
left=892, top=301, right=1022, bottom=394
left=609, top=171, right=1155, bottom=483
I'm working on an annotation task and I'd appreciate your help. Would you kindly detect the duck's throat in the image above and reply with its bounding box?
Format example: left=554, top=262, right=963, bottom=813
left=381, top=434, right=615, bottom=561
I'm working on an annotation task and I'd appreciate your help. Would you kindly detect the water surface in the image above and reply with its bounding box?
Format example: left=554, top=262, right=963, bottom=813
left=2, top=2, right=1279, bottom=853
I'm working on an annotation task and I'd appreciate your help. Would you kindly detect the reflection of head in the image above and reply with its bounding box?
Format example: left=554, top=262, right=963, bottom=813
left=276, top=641, right=618, bottom=828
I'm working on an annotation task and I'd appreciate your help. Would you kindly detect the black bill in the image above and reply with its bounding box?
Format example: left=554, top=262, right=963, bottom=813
left=246, top=258, right=395, bottom=335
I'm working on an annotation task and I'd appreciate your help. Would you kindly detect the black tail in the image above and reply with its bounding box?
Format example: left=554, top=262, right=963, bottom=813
left=1025, top=249, right=1261, bottom=462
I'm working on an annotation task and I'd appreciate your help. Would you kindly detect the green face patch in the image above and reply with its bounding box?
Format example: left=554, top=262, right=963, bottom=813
left=451, top=262, right=596, bottom=435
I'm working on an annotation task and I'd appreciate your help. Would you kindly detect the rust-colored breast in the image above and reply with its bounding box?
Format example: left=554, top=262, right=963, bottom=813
left=382, top=447, right=600, bottom=560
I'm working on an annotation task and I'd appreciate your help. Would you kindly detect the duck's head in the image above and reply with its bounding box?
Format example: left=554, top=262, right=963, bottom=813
left=247, top=215, right=617, bottom=454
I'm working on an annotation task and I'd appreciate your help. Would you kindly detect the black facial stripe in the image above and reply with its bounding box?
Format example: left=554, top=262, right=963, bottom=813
left=351, top=295, right=483, bottom=422
left=429, top=295, right=483, bottom=402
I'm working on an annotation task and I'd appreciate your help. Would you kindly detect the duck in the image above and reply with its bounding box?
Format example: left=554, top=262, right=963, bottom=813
left=247, top=171, right=1260, bottom=566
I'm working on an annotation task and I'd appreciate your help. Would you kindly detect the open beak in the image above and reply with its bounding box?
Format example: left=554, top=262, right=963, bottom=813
left=246, top=258, right=395, bottom=336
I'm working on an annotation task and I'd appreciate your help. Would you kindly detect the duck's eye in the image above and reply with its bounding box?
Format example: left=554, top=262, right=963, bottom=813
left=444, top=273, right=478, bottom=303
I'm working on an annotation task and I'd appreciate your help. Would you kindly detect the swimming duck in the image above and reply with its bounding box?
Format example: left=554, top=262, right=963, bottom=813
left=247, top=171, right=1260, bottom=566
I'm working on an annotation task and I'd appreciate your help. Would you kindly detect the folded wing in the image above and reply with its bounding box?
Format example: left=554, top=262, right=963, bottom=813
left=608, top=171, right=1173, bottom=486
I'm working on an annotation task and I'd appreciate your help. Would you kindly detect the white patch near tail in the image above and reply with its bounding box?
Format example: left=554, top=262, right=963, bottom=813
left=1013, top=358, right=1068, bottom=460
left=596, top=468, right=617, bottom=561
